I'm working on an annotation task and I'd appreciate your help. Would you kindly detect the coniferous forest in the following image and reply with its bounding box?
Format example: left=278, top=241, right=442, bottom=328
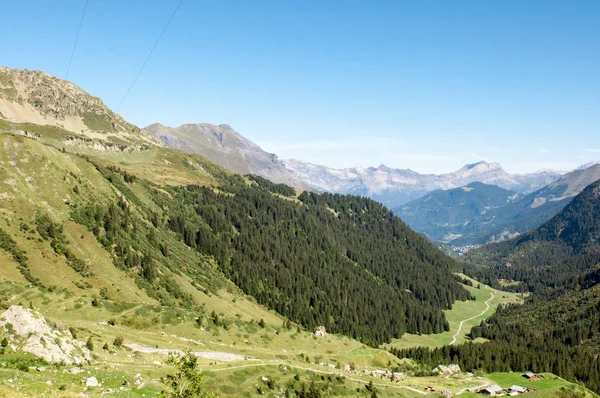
left=71, top=164, right=472, bottom=346
left=157, top=175, right=474, bottom=345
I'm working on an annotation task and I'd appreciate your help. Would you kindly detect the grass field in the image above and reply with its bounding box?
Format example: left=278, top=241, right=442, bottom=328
left=459, top=372, right=596, bottom=398
left=385, top=274, right=525, bottom=350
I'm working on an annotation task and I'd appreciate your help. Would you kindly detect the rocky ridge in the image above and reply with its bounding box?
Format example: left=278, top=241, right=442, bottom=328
left=0, top=66, right=158, bottom=146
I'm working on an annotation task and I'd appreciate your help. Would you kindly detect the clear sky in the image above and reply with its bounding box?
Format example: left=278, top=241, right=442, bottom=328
left=1, top=0, right=599, bottom=174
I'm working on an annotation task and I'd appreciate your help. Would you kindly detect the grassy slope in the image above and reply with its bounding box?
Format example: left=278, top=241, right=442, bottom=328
left=0, top=282, right=584, bottom=398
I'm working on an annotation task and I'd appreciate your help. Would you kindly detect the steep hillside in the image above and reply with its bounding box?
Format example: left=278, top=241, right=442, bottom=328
left=0, top=65, right=480, bottom=348
left=284, top=159, right=562, bottom=208
left=145, top=122, right=307, bottom=189
left=0, top=127, right=472, bottom=347
left=395, top=182, right=519, bottom=242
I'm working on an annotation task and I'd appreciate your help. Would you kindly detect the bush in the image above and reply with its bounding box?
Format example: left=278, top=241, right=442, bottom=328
left=86, top=337, right=94, bottom=351
left=113, top=336, right=124, bottom=347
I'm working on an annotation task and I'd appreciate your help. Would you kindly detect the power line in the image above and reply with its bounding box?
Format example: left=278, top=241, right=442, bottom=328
left=66, top=0, right=89, bottom=79
left=116, top=0, right=183, bottom=112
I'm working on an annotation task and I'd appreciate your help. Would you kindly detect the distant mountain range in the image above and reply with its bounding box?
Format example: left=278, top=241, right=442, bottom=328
left=145, top=122, right=564, bottom=208
left=284, top=159, right=563, bottom=208
left=145, top=123, right=308, bottom=189
left=464, top=177, right=600, bottom=288
left=397, top=163, right=600, bottom=246
left=147, top=121, right=600, bottom=247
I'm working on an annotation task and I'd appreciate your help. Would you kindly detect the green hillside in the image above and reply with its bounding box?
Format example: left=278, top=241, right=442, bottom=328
left=0, top=67, right=595, bottom=397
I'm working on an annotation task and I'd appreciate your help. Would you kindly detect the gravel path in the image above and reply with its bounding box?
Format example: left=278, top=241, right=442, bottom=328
left=124, top=343, right=244, bottom=361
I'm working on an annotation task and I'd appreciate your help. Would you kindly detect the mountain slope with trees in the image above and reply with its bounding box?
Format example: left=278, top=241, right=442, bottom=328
left=0, top=66, right=473, bottom=347
left=395, top=180, right=600, bottom=393
left=463, top=179, right=600, bottom=291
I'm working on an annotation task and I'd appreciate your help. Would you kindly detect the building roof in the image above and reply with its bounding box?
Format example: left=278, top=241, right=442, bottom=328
left=522, top=371, right=536, bottom=377
left=484, top=384, right=504, bottom=394
left=510, top=385, right=527, bottom=393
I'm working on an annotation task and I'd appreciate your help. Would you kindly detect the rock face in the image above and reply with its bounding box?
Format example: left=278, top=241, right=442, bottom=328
left=0, top=306, right=91, bottom=365
left=145, top=123, right=309, bottom=190
left=283, top=160, right=563, bottom=208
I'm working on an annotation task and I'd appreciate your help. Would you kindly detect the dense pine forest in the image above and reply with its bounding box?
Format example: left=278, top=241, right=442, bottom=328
left=394, top=180, right=600, bottom=392
left=156, top=175, right=473, bottom=345
left=70, top=163, right=472, bottom=345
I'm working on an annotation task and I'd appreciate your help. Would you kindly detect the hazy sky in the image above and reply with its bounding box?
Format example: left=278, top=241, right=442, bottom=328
left=1, top=0, right=599, bottom=174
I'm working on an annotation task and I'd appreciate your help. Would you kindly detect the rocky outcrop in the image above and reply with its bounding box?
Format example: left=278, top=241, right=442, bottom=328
left=0, top=306, right=91, bottom=365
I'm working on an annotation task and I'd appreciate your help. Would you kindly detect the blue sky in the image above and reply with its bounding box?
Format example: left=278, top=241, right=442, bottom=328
left=1, top=0, right=599, bottom=173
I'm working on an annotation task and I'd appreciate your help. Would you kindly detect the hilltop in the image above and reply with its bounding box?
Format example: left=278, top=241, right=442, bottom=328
left=0, top=67, right=157, bottom=147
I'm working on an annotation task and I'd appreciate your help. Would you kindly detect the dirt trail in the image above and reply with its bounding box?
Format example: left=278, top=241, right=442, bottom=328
left=450, top=291, right=495, bottom=345
left=124, top=343, right=245, bottom=361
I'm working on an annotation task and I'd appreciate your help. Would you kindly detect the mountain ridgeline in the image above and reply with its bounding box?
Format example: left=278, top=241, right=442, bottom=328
left=395, top=164, right=600, bottom=246
left=145, top=122, right=307, bottom=189
left=284, top=159, right=563, bottom=208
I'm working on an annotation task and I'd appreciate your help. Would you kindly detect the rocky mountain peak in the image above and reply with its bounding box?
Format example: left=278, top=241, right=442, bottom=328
left=0, top=66, right=158, bottom=146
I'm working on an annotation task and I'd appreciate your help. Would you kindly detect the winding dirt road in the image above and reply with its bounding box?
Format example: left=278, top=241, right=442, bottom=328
left=449, top=291, right=495, bottom=345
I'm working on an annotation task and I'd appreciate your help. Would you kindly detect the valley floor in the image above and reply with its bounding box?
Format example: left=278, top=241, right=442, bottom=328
left=385, top=275, right=524, bottom=350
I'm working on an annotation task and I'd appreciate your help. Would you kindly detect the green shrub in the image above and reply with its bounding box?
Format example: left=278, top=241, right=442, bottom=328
left=113, top=336, right=124, bottom=347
